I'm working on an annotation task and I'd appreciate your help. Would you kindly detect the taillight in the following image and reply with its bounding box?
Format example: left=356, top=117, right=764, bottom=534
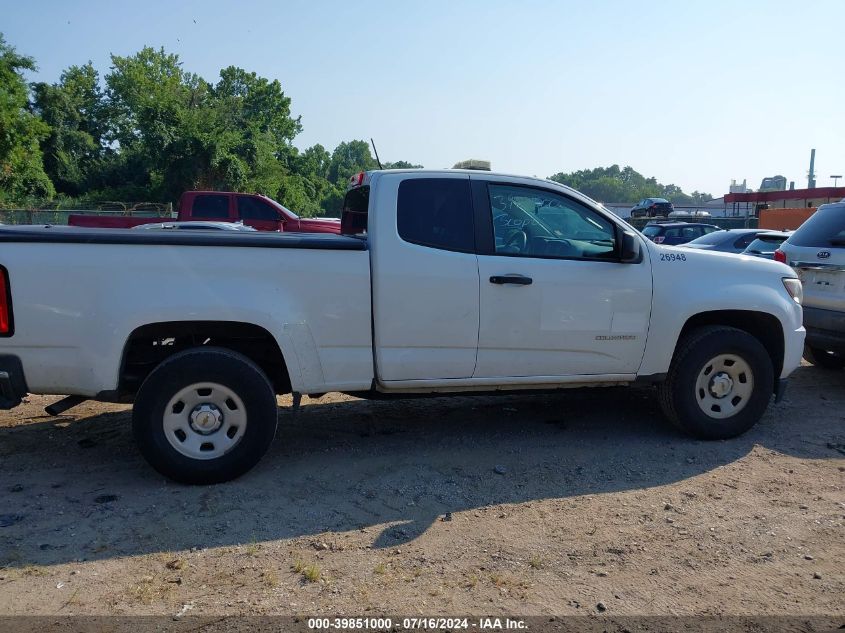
left=653, top=236, right=665, bottom=244
left=773, top=249, right=787, bottom=264
left=348, top=172, right=365, bottom=188
left=0, top=266, right=12, bottom=336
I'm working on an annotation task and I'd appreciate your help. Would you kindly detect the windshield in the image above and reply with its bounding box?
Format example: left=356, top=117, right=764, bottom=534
left=265, top=197, right=298, bottom=220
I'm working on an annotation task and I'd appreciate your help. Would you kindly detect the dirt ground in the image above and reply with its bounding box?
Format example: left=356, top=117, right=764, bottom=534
left=0, top=362, right=842, bottom=619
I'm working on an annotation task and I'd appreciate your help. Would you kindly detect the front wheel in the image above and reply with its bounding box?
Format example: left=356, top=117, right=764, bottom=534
left=657, top=326, right=774, bottom=439
left=132, top=347, right=278, bottom=484
left=803, top=344, right=845, bottom=370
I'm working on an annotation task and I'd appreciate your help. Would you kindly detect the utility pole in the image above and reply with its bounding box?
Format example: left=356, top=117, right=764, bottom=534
left=808, top=149, right=816, bottom=189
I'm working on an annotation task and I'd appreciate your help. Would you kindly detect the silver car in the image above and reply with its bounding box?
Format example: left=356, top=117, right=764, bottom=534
left=777, top=201, right=845, bottom=369
left=133, top=221, right=257, bottom=231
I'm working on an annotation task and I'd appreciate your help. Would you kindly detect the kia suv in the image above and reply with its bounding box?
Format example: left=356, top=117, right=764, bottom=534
left=776, top=201, right=845, bottom=369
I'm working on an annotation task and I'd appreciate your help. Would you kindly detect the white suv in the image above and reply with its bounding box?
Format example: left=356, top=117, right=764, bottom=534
left=777, top=201, right=845, bottom=369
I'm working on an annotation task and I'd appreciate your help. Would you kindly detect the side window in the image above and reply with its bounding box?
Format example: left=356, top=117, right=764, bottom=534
left=237, top=196, right=279, bottom=221
left=191, top=194, right=229, bottom=219
left=397, top=178, right=474, bottom=252
left=489, top=184, right=616, bottom=260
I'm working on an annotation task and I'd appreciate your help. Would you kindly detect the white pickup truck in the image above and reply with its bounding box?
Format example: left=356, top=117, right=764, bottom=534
left=0, top=170, right=806, bottom=483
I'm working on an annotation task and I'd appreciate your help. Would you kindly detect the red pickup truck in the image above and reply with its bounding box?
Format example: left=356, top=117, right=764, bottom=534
left=68, top=191, right=341, bottom=234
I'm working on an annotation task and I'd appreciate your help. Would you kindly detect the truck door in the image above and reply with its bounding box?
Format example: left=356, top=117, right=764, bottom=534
left=235, top=195, right=285, bottom=231
left=472, top=178, right=652, bottom=378
left=369, top=174, right=480, bottom=381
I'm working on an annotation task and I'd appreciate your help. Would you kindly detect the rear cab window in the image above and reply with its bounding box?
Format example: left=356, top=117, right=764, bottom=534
left=397, top=178, right=474, bottom=252
left=341, top=185, right=370, bottom=236
left=642, top=226, right=663, bottom=237
left=191, top=194, right=230, bottom=219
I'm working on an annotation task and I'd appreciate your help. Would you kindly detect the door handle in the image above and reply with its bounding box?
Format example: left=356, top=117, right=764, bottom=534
left=490, top=274, right=533, bottom=285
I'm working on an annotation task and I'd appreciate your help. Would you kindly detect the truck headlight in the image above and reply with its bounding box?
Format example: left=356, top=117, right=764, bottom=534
left=782, top=277, right=802, bottom=305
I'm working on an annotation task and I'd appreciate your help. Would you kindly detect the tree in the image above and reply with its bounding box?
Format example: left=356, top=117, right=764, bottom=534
left=32, top=62, right=108, bottom=196
left=0, top=34, right=53, bottom=200
left=103, top=48, right=303, bottom=201
left=383, top=160, right=422, bottom=169
left=549, top=164, right=711, bottom=205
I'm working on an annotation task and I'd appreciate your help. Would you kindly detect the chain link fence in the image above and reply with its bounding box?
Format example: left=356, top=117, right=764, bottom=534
left=0, top=202, right=174, bottom=226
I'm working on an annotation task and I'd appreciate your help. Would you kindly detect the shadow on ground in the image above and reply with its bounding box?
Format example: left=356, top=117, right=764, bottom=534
left=0, top=365, right=842, bottom=567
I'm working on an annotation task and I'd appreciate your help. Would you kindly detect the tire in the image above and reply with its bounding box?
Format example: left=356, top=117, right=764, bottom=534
left=657, top=326, right=774, bottom=440
left=803, top=344, right=845, bottom=370
left=132, top=347, right=278, bottom=484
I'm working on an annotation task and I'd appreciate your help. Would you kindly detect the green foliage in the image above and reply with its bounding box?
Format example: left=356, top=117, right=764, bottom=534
left=32, top=62, right=108, bottom=196
left=0, top=35, right=54, bottom=200
left=549, top=164, right=712, bottom=205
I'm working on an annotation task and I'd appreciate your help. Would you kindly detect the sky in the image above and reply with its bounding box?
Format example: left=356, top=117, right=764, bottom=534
left=2, top=0, right=844, bottom=197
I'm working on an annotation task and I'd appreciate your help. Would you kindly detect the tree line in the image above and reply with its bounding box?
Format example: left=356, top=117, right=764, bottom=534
left=0, top=34, right=710, bottom=216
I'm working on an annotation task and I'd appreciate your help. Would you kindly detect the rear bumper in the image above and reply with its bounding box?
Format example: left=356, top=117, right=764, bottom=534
left=0, top=355, right=28, bottom=409
left=803, top=306, right=845, bottom=353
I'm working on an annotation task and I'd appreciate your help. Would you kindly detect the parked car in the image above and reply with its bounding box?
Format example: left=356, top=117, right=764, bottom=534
left=133, top=221, right=257, bottom=231
left=742, top=231, right=792, bottom=260
left=69, top=191, right=341, bottom=234
left=641, top=221, right=722, bottom=245
left=776, top=201, right=845, bottom=369
left=630, top=197, right=674, bottom=218
left=0, top=169, right=804, bottom=483
left=681, top=228, right=764, bottom=253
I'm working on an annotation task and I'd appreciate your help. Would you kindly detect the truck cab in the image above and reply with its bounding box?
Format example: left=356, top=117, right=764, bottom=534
left=179, top=191, right=341, bottom=233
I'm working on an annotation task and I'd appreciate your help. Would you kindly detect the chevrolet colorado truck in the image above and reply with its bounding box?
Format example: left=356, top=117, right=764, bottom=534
left=0, top=170, right=805, bottom=483
left=68, top=190, right=341, bottom=234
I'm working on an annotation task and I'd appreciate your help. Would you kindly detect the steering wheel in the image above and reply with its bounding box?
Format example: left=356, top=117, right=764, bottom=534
left=504, top=230, right=527, bottom=252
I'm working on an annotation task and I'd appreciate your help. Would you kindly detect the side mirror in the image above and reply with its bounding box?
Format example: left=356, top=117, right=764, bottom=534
left=620, top=230, right=642, bottom=263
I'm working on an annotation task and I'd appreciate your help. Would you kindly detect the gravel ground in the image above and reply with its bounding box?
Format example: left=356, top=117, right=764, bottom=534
left=0, top=362, right=842, bottom=618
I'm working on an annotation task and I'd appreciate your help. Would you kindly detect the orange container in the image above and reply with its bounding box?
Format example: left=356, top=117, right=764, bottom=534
left=758, top=207, right=816, bottom=231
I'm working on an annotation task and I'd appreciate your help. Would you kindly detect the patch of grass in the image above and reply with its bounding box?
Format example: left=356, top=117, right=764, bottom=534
left=291, top=559, right=321, bottom=583
left=464, top=574, right=478, bottom=589
left=302, top=563, right=321, bottom=583
left=528, top=554, right=544, bottom=569
left=128, top=575, right=172, bottom=605
left=373, top=562, right=386, bottom=575
left=244, top=539, right=261, bottom=557
left=490, top=572, right=506, bottom=587
left=261, top=569, right=279, bottom=588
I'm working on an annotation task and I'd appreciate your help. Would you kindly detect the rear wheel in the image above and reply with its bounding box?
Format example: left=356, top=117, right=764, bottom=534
left=658, top=326, right=774, bottom=439
left=803, top=344, right=845, bottom=370
left=132, top=347, right=278, bottom=484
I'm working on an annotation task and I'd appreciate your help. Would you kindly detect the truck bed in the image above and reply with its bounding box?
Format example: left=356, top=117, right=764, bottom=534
left=0, top=225, right=373, bottom=397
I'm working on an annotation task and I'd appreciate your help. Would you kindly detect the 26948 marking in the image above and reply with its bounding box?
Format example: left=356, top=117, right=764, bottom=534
left=660, top=252, right=687, bottom=262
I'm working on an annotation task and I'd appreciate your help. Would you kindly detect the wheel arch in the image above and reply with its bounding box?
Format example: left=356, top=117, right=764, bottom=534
left=113, top=320, right=292, bottom=400
left=676, top=310, right=784, bottom=391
